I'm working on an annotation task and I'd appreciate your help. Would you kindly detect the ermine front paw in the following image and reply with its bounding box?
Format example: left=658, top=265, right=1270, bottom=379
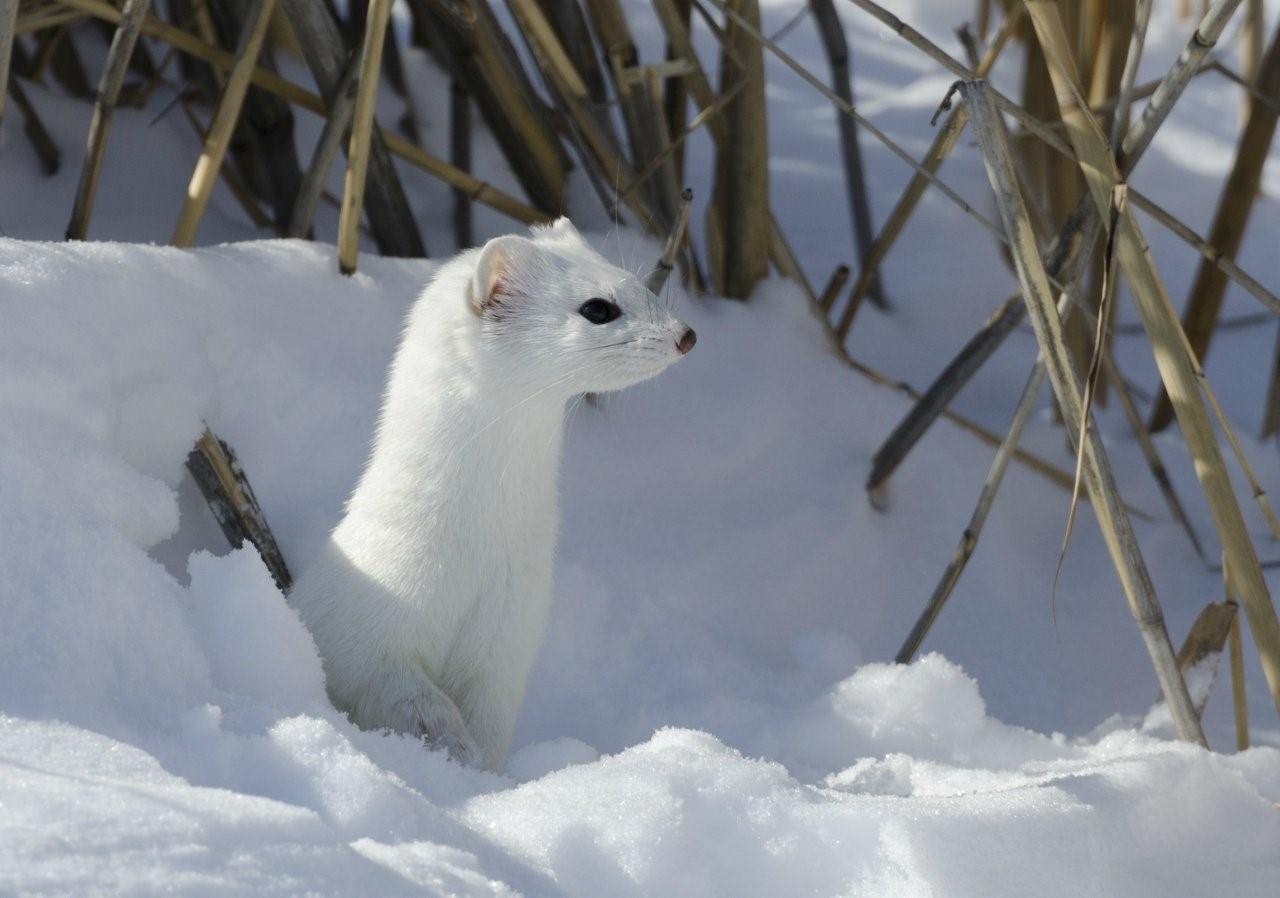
left=392, top=691, right=480, bottom=767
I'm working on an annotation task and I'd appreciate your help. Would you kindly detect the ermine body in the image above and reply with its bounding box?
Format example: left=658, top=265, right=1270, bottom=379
left=290, top=220, right=694, bottom=770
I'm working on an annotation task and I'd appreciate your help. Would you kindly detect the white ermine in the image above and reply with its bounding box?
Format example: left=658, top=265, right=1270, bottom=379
left=290, top=219, right=695, bottom=770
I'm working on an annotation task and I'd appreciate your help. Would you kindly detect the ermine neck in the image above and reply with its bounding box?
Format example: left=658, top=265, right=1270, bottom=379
left=343, top=369, right=567, bottom=540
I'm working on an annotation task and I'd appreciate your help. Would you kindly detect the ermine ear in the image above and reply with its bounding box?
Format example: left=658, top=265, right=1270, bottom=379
left=545, top=216, right=580, bottom=241
left=469, top=235, right=537, bottom=317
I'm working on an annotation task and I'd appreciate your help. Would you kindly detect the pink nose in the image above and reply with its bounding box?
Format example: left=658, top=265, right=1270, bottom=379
left=676, top=327, right=697, bottom=355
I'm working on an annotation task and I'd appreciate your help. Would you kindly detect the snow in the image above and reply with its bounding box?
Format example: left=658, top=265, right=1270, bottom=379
left=2, top=0, right=1280, bottom=894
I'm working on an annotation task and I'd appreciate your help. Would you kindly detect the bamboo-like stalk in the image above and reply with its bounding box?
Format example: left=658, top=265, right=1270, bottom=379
left=836, top=6, right=1024, bottom=338
left=866, top=204, right=1098, bottom=494
left=287, top=50, right=357, bottom=239
left=171, top=0, right=275, bottom=247
left=1150, top=14, right=1280, bottom=430
left=859, top=0, right=1253, bottom=492
left=7, top=74, right=61, bottom=174
left=336, top=0, right=392, bottom=275
left=962, top=78, right=1205, bottom=746
left=706, top=0, right=769, bottom=299
left=40, top=26, right=92, bottom=98
left=810, top=0, right=882, bottom=308
left=179, top=99, right=279, bottom=234
left=616, top=63, right=681, bottom=229
left=818, top=264, right=851, bottom=315
left=646, top=188, right=693, bottom=296
left=62, top=0, right=546, bottom=227
left=281, top=0, right=424, bottom=258
left=450, top=78, right=473, bottom=250
left=66, top=0, right=151, bottom=241
left=1111, top=0, right=1152, bottom=147
left=1117, top=0, right=1245, bottom=170
left=662, top=0, right=692, bottom=180
left=895, top=197, right=1200, bottom=661
left=614, top=74, right=743, bottom=212
left=897, top=362, right=1047, bottom=663
left=1262, top=325, right=1280, bottom=437
left=506, top=0, right=655, bottom=228
left=0, top=0, right=17, bottom=127
left=206, top=0, right=302, bottom=231
left=1242, top=0, right=1263, bottom=81
left=701, top=0, right=1013, bottom=260
left=842, top=0, right=1253, bottom=261
left=408, top=0, right=567, bottom=215
left=1225, top=559, right=1250, bottom=749
left=1026, top=0, right=1280, bottom=718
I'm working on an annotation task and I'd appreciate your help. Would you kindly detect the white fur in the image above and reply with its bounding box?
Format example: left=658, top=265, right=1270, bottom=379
left=289, top=219, right=691, bottom=770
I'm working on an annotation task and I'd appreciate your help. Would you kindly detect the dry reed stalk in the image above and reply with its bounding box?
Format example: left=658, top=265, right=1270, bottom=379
left=846, top=0, right=1254, bottom=261
left=1243, top=0, right=1263, bottom=80
left=281, top=0, right=424, bottom=257
left=171, top=0, right=275, bottom=247
left=1175, top=601, right=1238, bottom=674
left=178, top=99, right=279, bottom=233
left=1026, top=0, right=1280, bottom=718
left=1150, top=14, right=1280, bottom=430
left=408, top=0, right=567, bottom=214
left=860, top=0, right=1252, bottom=492
left=810, top=0, right=883, bottom=308
left=963, top=78, right=1205, bottom=746
left=66, top=0, right=151, bottom=241
left=646, top=187, right=693, bottom=295
left=896, top=195, right=1193, bottom=661
left=650, top=0, right=814, bottom=297
left=836, top=6, right=1024, bottom=339
left=1225, top=559, right=1250, bottom=749
left=63, top=0, right=546, bottom=226
left=616, top=63, right=683, bottom=229
left=706, top=0, right=770, bottom=299
left=830, top=314, right=1090, bottom=497
left=536, top=0, right=609, bottom=107
left=1209, top=59, right=1280, bottom=112
left=896, top=361, right=1046, bottom=663
left=701, top=0, right=1015, bottom=267
left=662, top=0, right=692, bottom=179
left=13, top=5, right=83, bottom=36
left=336, top=0, right=392, bottom=275
left=613, top=66, right=737, bottom=212
left=506, top=0, right=655, bottom=228
left=1173, top=600, right=1237, bottom=718
left=287, top=51, right=357, bottom=239
left=1263, top=325, right=1280, bottom=437
left=1099, top=347, right=1208, bottom=560
left=865, top=204, right=1099, bottom=494
left=1112, top=0, right=1153, bottom=146
left=976, top=0, right=992, bottom=42
left=188, top=428, right=291, bottom=591
left=450, top=78, right=472, bottom=249
left=1118, top=0, right=1244, bottom=169
left=38, top=26, right=91, bottom=97
left=818, top=264, right=851, bottom=315
left=207, top=1, right=303, bottom=230
left=6, top=74, right=60, bottom=174
left=0, top=0, right=17, bottom=127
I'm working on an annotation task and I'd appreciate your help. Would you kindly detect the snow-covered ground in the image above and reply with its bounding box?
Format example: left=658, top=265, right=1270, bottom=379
left=2, top=1, right=1280, bottom=894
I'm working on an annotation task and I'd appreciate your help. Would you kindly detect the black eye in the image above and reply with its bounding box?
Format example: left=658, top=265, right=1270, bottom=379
left=579, top=298, right=621, bottom=325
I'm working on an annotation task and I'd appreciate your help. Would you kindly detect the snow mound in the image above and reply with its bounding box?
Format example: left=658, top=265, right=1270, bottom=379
left=2, top=237, right=1277, bottom=894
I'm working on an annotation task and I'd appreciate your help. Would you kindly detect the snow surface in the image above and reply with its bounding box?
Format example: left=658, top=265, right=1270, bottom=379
left=2, top=0, right=1280, bottom=894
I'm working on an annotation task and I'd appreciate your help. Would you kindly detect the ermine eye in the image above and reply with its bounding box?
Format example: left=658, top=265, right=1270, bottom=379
left=579, top=298, right=622, bottom=325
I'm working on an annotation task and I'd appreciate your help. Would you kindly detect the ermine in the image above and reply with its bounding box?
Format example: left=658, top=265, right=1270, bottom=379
left=289, top=219, right=695, bottom=771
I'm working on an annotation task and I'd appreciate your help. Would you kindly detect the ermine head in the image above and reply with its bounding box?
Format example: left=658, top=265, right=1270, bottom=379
left=466, top=218, right=695, bottom=396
